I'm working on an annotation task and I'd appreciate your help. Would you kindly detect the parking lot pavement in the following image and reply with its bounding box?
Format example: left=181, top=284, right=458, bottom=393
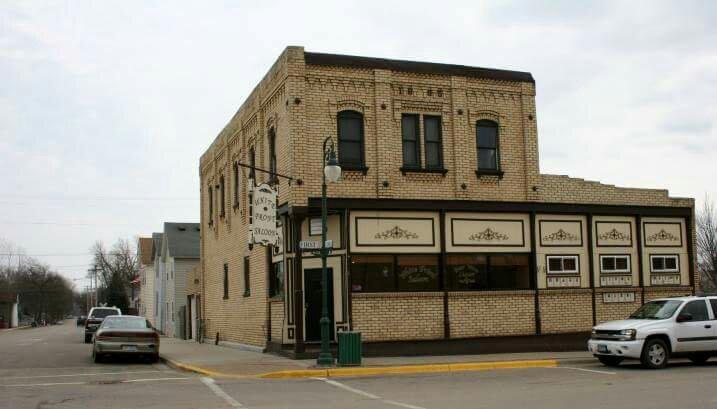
left=4, top=324, right=717, bottom=409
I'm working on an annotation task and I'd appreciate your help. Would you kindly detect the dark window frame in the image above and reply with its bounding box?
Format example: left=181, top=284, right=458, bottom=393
left=350, top=253, right=440, bottom=293
left=401, top=114, right=421, bottom=169
left=269, top=260, right=284, bottom=298
left=219, top=175, right=226, bottom=218
left=649, top=254, right=679, bottom=273
left=208, top=186, right=214, bottom=226
left=337, top=110, right=366, bottom=169
left=423, top=115, right=444, bottom=169
left=233, top=162, right=240, bottom=208
left=476, top=119, right=501, bottom=172
left=222, top=263, right=229, bottom=300
left=546, top=255, right=579, bottom=275
left=243, top=256, right=251, bottom=297
left=249, top=147, right=256, bottom=180
left=268, top=128, right=277, bottom=184
left=599, top=254, right=631, bottom=274
left=680, top=300, right=710, bottom=322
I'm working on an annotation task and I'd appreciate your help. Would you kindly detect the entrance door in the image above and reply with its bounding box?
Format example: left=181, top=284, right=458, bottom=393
left=190, top=296, right=197, bottom=340
left=304, top=268, right=334, bottom=342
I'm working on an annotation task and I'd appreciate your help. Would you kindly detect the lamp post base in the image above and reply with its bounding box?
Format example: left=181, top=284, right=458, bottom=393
left=317, top=352, right=334, bottom=367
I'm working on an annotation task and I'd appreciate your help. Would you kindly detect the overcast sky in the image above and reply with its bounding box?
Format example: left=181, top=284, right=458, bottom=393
left=1, top=1, right=715, bottom=286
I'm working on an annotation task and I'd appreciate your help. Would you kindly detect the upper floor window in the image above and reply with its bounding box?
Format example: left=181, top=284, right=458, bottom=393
left=232, top=162, right=240, bottom=208
left=268, top=128, right=277, bottom=182
left=401, top=114, right=421, bottom=168
left=423, top=115, right=443, bottom=169
left=337, top=110, right=365, bottom=168
left=243, top=256, right=251, bottom=297
left=223, top=263, right=229, bottom=299
left=249, top=147, right=256, bottom=180
left=219, top=175, right=226, bottom=218
left=207, top=186, right=214, bottom=225
left=476, top=120, right=500, bottom=171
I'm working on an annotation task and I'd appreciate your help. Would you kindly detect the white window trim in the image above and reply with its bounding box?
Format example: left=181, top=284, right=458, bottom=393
left=600, top=255, right=631, bottom=273
left=546, top=255, right=579, bottom=274
left=650, top=255, right=679, bottom=273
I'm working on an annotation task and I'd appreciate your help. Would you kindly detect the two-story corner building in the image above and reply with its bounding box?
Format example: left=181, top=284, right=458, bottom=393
left=137, top=237, right=155, bottom=325
left=199, top=46, right=696, bottom=356
left=157, top=222, right=200, bottom=338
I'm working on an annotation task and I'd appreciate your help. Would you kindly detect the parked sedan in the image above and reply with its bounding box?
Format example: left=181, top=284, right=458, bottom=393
left=92, top=316, right=159, bottom=363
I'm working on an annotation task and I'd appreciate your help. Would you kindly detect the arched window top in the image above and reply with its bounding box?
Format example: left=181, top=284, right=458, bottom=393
left=338, top=110, right=363, bottom=119
left=337, top=110, right=365, bottom=168
left=476, top=119, right=498, bottom=128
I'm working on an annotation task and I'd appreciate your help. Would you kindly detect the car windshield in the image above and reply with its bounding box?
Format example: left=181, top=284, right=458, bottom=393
left=100, top=317, right=150, bottom=329
left=629, top=300, right=683, bottom=319
left=90, top=309, right=119, bottom=318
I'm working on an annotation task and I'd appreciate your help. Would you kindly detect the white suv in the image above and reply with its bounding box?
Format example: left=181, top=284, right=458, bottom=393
left=588, top=296, right=717, bottom=369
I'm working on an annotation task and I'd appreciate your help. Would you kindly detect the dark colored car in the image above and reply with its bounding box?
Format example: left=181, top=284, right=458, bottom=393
left=92, top=316, right=159, bottom=363
left=76, top=315, right=86, bottom=326
left=84, top=307, right=121, bottom=343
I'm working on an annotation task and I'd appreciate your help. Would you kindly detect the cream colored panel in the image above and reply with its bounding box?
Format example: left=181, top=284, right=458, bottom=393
left=641, top=217, right=688, bottom=287
left=301, top=215, right=342, bottom=249
left=535, top=215, right=589, bottom=289
left=350, top=211, right=440, bottom=253
left=446, top=213, right=530, bottom=252
left=592, top=216, right=638, bottom=288
left=302, top=255, right=344, bottom=324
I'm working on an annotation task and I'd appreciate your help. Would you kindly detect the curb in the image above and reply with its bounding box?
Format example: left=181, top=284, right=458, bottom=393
left=260, top=359, right=559, bottom=379
left=161, top=356, right=561, bottom=379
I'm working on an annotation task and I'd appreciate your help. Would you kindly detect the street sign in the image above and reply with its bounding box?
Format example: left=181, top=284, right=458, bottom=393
left=299, top=240, right=333, bottom=250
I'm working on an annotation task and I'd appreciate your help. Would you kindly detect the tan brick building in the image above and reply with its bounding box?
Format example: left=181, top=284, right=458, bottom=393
left=198, top=46, right=696, bottom=356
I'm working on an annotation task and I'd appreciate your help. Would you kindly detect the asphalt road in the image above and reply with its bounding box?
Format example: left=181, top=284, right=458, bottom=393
left=2, top=322, right=717, bottom=409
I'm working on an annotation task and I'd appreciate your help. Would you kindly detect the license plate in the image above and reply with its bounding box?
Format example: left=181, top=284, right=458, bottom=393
left=597, top=344, right=608, bottom=353
left=122, top=345, right=138, bottom=352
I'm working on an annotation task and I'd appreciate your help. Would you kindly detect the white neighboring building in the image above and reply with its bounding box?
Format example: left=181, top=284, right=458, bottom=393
left=157, top=223, right=199, bottom=338
left=137, top=237, right=155, bottom=325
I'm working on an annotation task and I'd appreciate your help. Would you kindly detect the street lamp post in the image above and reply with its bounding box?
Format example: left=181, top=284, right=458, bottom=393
left=317, top=136, right=341, bottom=367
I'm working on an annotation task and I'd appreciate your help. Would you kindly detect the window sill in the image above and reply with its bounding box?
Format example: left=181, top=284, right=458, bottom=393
left=243, top=292, right=251, bottom=298
left=475, top=169, right=505, bottom=179
left=400, top=167, right=448, bottom=175
left=341, top=165, right=369, bottom=175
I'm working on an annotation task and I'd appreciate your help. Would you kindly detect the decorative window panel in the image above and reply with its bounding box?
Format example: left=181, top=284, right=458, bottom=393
left=547, top=276, right=581, bottom=288
left=539, top=220, right=583, bottom=247
left=595, top=221, right=632, bottom=247
left=651, top=274, right=681, bottom=286
left=600, top=275, right=633, bottom=286
left=451, top=219, right=526, bottom=247
left=643, top=222, right=683, bottom=247
left=351, top=213, right=439, bottom=252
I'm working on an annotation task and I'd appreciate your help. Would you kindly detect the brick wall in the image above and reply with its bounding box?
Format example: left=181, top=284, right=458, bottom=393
left=539, top=289, right=592, bottom=333
left=351, top=293, right=444, bottom=342
left=448, top=291, right=535, bottom=338
left=595, top=289, right=643, bottom=324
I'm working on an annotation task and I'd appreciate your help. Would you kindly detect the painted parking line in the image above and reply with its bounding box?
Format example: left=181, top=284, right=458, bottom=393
left=0, top=370, right=167, bottom=380
left=312, top=377, right=427, bottom=409
left=200, top=377, right=245, bottom=408
left=0, top=376, right=191, bottom=388
left=555, top=366, right=617, bottom=375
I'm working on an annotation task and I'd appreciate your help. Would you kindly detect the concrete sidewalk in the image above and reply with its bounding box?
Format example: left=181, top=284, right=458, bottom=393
left=160, top=337, right=594, bottom=379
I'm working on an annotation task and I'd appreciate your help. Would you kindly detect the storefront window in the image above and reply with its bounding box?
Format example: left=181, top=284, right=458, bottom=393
left=350, top=255, right=395, bottom=292
left=269, top=261, right=284, bottom=298
left=396, top=255, right=440, bottom=291
left=447, top=253, right=531, bottom=290
left=447, top=254, right=488, bottom=290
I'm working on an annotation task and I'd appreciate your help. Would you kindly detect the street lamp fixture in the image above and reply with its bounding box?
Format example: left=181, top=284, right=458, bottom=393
left=317, top=136, right=341, bottom=367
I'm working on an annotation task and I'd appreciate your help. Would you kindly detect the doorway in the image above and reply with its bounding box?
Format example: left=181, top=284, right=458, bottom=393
left=304, top=268, right=334, bottom=342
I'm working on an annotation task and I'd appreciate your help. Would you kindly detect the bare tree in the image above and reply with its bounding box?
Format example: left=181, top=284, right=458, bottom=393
left=697, top=196, right=717, bottom=293
left=91, top=239, right=138, bottom=311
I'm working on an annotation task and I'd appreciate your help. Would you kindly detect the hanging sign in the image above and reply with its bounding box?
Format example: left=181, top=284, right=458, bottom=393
left=248, top=180, right=279, bottom=246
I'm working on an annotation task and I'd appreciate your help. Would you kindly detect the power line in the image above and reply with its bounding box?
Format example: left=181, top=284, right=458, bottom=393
left=0, top=221, right=142, bottom=227
left=0, top=253, right=93, bottom=257
left=0, top=196, right=197, bottom=201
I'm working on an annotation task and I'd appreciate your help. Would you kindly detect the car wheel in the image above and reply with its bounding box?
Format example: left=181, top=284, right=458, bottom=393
left=641, top=338, right=669, bottom=369
left=149, top=354, right=160, bottom=364
left=688, top=353, right=710, bottom=365
left=92, top=349, right=102, bottom=363
left=597, top=356, right=624, bottom=367
left=84, top=334, right=91, bottom=344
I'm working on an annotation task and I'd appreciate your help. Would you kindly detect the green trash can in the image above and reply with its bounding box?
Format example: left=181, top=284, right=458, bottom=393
left=337, top=331, right=362, bottom=366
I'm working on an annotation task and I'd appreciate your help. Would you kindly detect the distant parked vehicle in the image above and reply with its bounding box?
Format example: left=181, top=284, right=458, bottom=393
left=84, top=307, right=121, bottom=343
left=588, top=296, right=717, bottom=369
left=92, top=315, right=159, bottom=363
